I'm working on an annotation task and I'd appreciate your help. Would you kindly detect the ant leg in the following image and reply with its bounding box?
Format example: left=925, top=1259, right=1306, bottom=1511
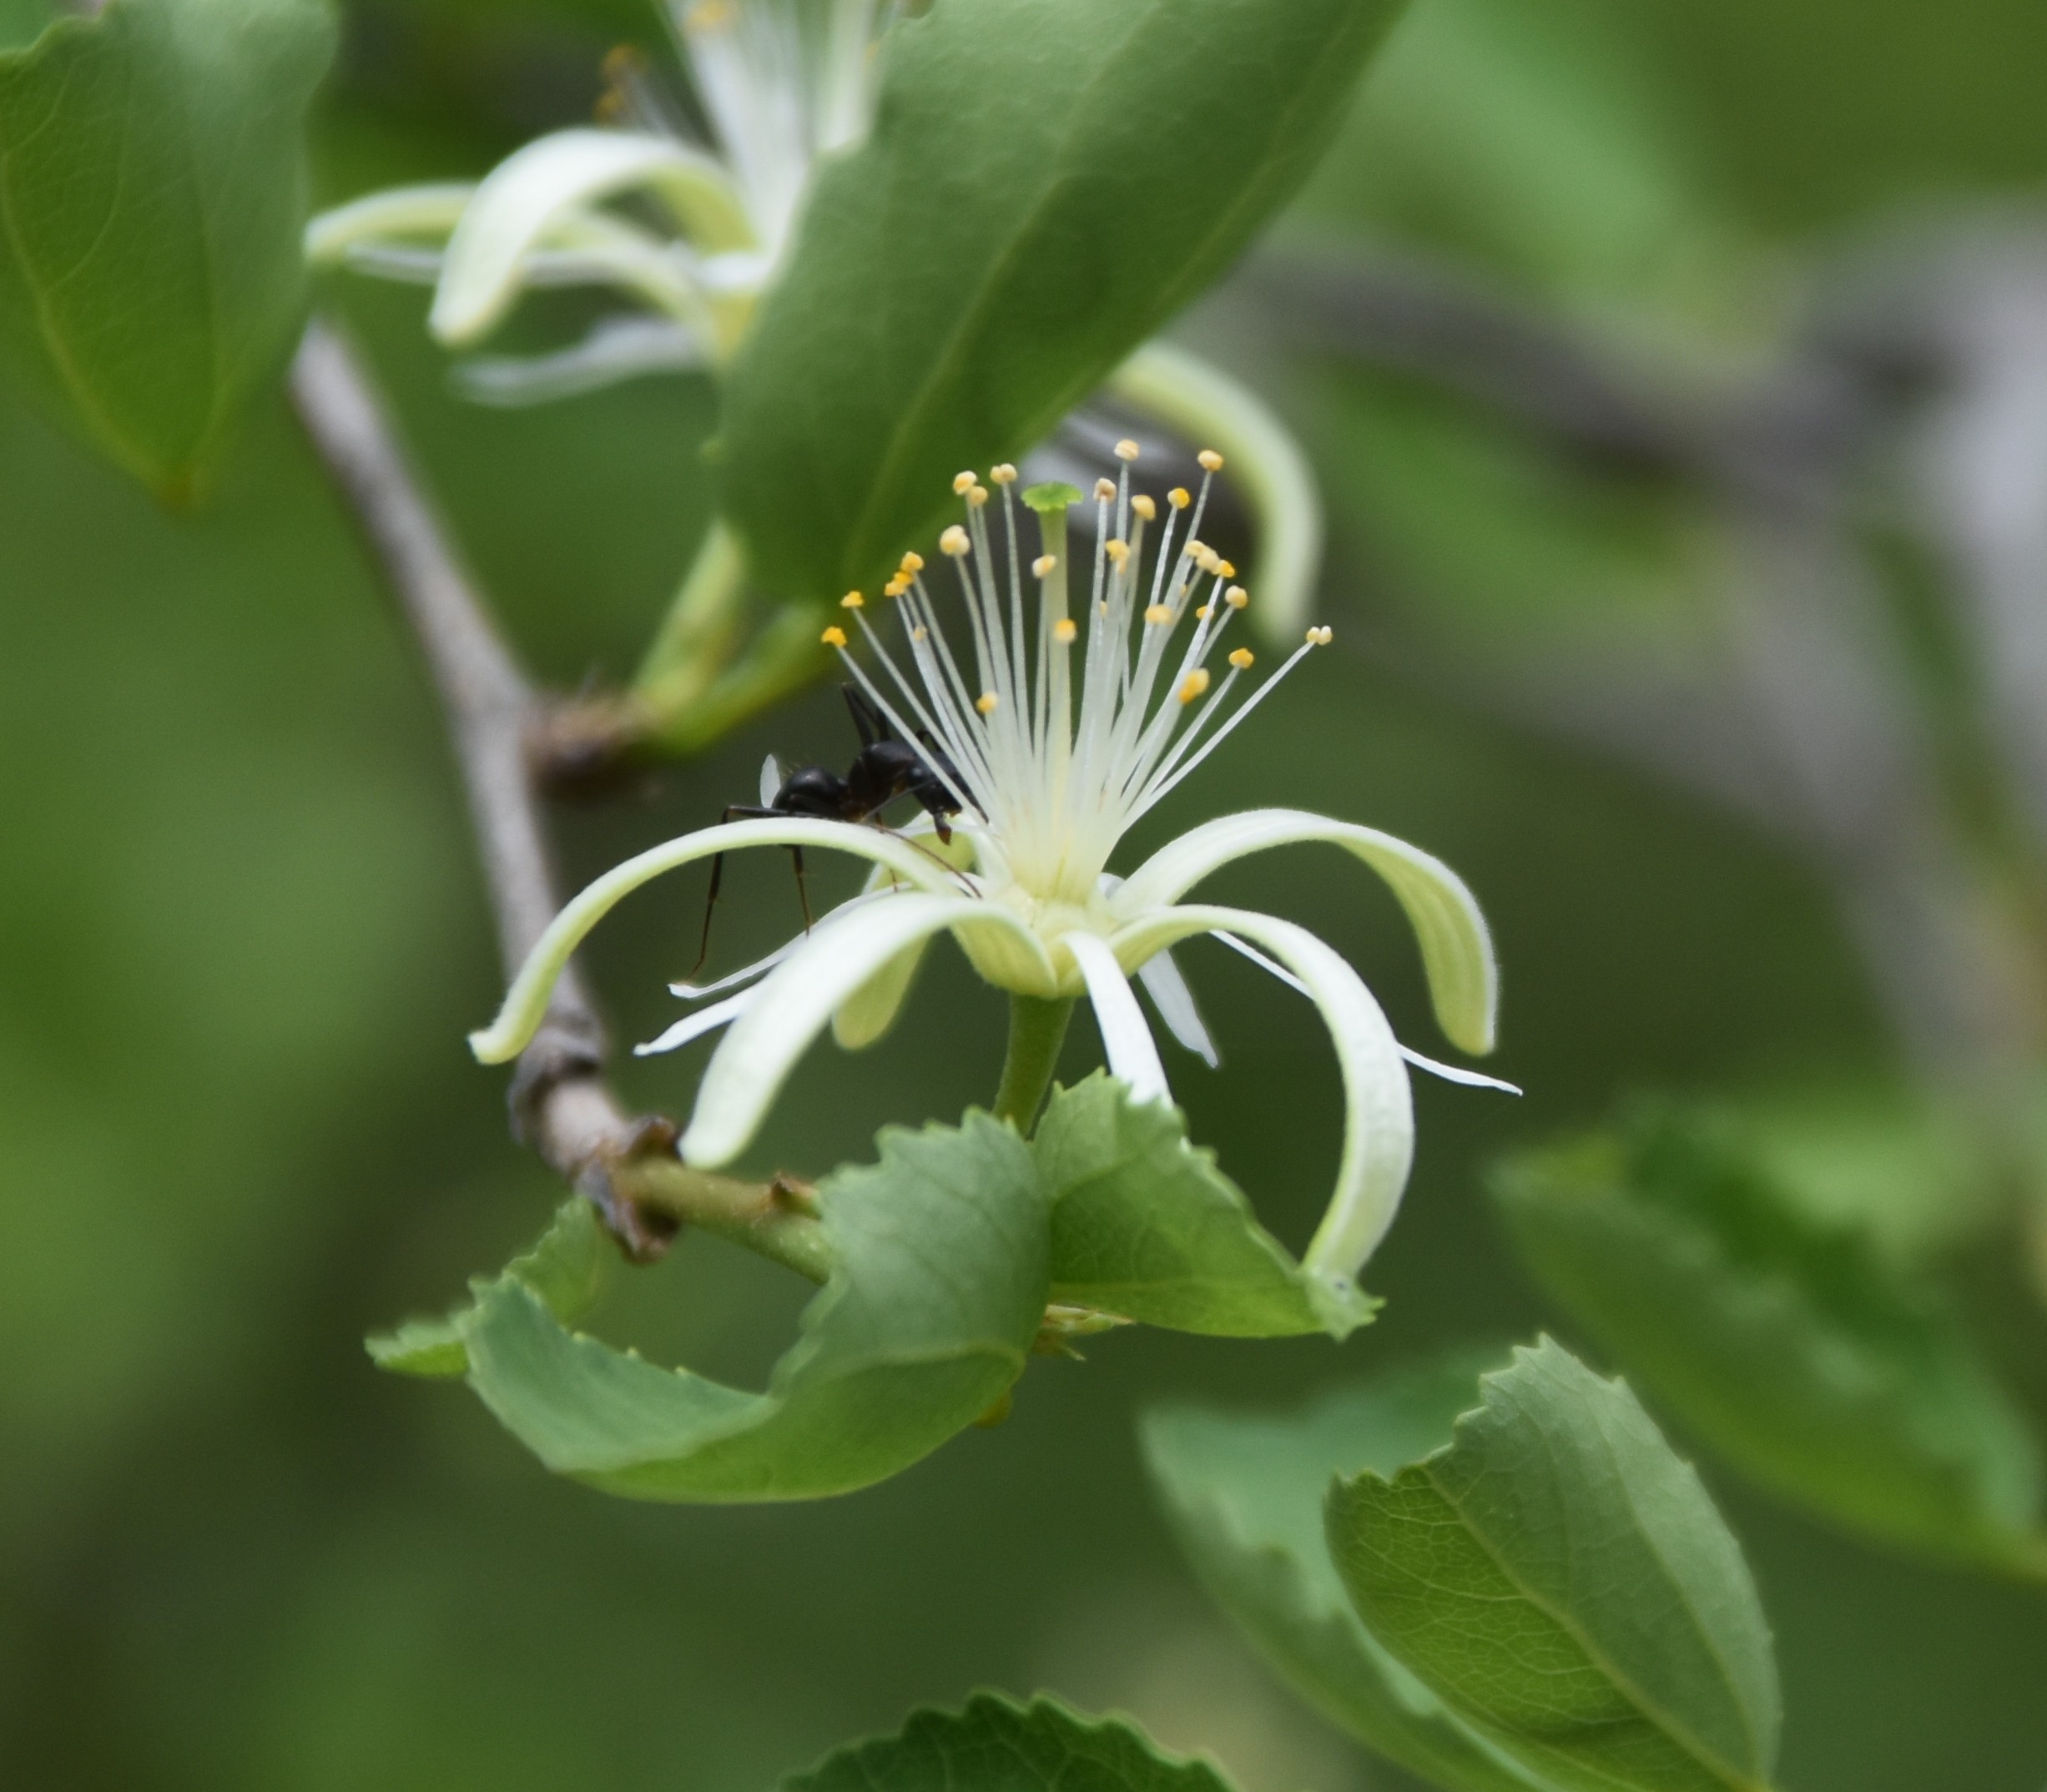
left=790, top=846, right=814, bottom=933
left=689, top=804, right=782, bottom=978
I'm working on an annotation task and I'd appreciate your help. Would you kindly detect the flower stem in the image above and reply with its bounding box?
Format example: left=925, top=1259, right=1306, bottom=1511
left=993, top=995, right=1076, bottom=1133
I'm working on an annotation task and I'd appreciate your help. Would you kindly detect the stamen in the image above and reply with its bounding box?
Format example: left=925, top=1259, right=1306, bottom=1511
left=1196, top=605, right=1213, bottom=620
left=1197, top=448, right=1224, bottom=471
left=1217, top=560, right=1236, bottom=579
left=885, top=575, right=910, bottom=597
left=900, top=551, right=924, bottom=572
left=976, top=692, right=999, bottom=714
left=1114, top=439, right=1141, bottom=461
left=840, top=591, right=864, bottom=609
left=1144, top=604, right=1172, bottom=626
left=952, top=471, right=977, bottom=494
left=1053, top=618, right=1077, bottom=643
left=1307, top=625, right=1333, bottom=646
left=1105, top=539, right=1131, bottom=567
left=1093, top=477, right=1117, bottom=501
left=1225, top=585, right=1248, bottom=609
left=967, top=484, right=990, bottom=507
left=820, top=625, right=847, bottom=647
left=1167, top=487, right=1191, bottom=510
left=1178, top=670, right=1211, bottom=704
left=991, top=463, right=1018, bottom=485
left=1229, top=647, right=1254, bottom=669
left=940, top=526, right=971, bottom=556
left=1032, top=554, right=1057, bottom=577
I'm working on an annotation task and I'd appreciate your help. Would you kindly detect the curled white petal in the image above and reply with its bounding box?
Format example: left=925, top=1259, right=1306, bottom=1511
left=1116, top=808, right=1497, bottom=1055
left=1064, top=932, right=1171, bottom=1106
left=1109, top=339, right=1323, bottom=643
left=635, top=990, right=753, bottom=1057
left=431, top=129, right=751, bottom=345
left=1113, top=903, right=1413, bottom=1328
left=1135, top=948, right=1219, bottom=1068
left=468, top=818, right=956, bottom=1065
left=305, top=183, right=477, bottom=265
left=683, top=895, right=1054, bottom=1166
left=452, top=317, right=707, bottom=406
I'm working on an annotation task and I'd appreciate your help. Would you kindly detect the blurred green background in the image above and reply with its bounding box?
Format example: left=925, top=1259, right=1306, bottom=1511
left=5, top=0, right=2047, bottom=1786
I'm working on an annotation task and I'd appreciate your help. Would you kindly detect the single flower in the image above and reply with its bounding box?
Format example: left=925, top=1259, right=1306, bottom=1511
left=471, top=449, right=1503, bottom=1330
left=305, top=0, right=902, bottom=397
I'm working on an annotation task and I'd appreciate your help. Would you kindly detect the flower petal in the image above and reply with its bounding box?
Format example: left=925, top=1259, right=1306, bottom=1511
left=1109, top=338, right=1323, bottom=643
left=1135, top=947, right=1220, bottom=1068
left=430, top=129, right=751, bottom=345
left=635, top=989, right=753, bottom=1057
left=1064, top=932, right=1171, bottom=1106
left=305, top=183, right=478, bottom=264
left=684, top=895, right=1053, bottom=1166
left=468, top=818, right=958, bottom=1066
left=452, top=317, right=707, bottom=406
left=830, top=937, right=933, bottom=1050
left=1116, top=808, right=1498, bottom=1055
left=1112, top=903, right=1413, bottom=1331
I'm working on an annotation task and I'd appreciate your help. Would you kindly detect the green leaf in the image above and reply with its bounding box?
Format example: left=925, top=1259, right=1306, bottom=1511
left=365, top=1196, right=608, bottom=1380
left=1493, top=1108, right=2047, bottom=1577
left=1142, top=1354, right=1557, bottom=1792
left=1327, top=1339, right=1782, bottom=1792
left=1036, top=1072, right=1376, bottom=1337
left=720, top=0, right=1404, bottom=601
left=781, top=1692, right=1238, bottom=1792
left=0, top=0, right=335, bottom=496
left=461, top=1112, right=1047, bottom=1503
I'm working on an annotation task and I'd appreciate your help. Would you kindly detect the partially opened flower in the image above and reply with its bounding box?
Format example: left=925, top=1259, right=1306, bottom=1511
left=305, top=0, right=902, bottom=397
left=472, top=450, right=1503, bottom=1329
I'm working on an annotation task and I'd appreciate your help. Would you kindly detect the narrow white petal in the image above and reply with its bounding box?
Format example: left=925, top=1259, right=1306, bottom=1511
left=759, top=754, right=784, bottom=808
left=1064, top=932, right=1171, bottom=1105
left=1116, top=808, right=1498, bottom=1055
left=1109, top=339, right=1324, bottom=642
left=1112, top=903, right=1413, bottom=1330
left=635, top=990, right=753, bottom=1056
left=1135, top=949, right=1219, bottom=1068
left=468, top=818, right=957, bottom=1065
left=1397, top=1047, right=1522, bottom=1095
left=430, top=129, right=750, bottom=345
left=453, top=317, right=706, bottom=406
left=684, top=896, right=1052, bottom=1166
left=830, top=938, right=932, bottom=1050
left=304, top=183, right=477, bottom=264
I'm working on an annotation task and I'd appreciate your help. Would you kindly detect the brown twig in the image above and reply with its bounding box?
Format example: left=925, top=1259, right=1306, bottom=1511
left=287, top=318, right=828, bottom=1276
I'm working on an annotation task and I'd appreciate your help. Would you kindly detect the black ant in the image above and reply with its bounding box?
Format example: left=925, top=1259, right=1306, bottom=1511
left=689, top=685, right=964, bottom=976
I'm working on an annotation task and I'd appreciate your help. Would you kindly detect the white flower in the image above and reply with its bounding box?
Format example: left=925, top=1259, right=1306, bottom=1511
left=471, top=451, right=1503, bottom=1328
left=305, top=0, right=900, bottom=395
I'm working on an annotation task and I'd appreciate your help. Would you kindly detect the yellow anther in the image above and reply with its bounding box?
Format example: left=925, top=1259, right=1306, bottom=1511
left=940, top=525, right=971, bottom=556
left=967, top=483, right=991, bottom=507
left=900, top=551, right=925, bottom=572
left=1225, top=586, right=1248, bottom=609
left=820, top=625, right=848, bottom=647
left=1114, top=438, right=1141, bottom=461
left=991, top=463, right=1018, bottom=485
left=1032, top=554, right=1057, bottom=577
left=885, top=575, right=910, bottom=597
left=1182, top=538, right=1206, bottom=560
left=1196, top=604, right=1213, bottom=621
left=1228, top=647, right=1255, bottom=670
left=953, top=471, right=977, bottom=494
left=1093, top=476, right=1117, bottom=501
left=1167, top=487, right=1191, bottom=510
left=1131, top=494, right=1157, bottom=521
left=976, top=692, right=999, bottom=714
left=840, top=591, right=865, bottom=609
left=1217, top=559, right=1237, bottom=580
left=1053, top=617, right=1078, bottom=644
left=1105, top=539, right=1131, bottom=566
left=1197, top=547, right=1223, bottom=574
left=1306, top=625, right=1334, bottom=647
left=1197, top=448, right=1225, bottom=471
left=1145, top=604, right=1172, bottom=627
left=912, top=627, right=928, bottom=642
left=1178, top=669, right=1212, bottom=704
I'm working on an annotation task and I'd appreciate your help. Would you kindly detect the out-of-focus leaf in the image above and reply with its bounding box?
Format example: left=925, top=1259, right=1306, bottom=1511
left=720, top=0, right=1404, bottom=601
left=781, top=1692, right=1238, bottom=1792
left=1036, top=1073, right=1375, bottom=1337
left=0, top=0, right=54, bottom=53
left=1143, top=1354, right=1555, bottom=1792
left=0, top=0, right=335, bottom=496
left=1494, top=1109, right=2047, bottom=1577
left=366, top=1196, right=608, bottom=1380
left=461, top=1113, right=1046, bottom=1502
left=1327, top=1339, right=1781, bottom=1792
